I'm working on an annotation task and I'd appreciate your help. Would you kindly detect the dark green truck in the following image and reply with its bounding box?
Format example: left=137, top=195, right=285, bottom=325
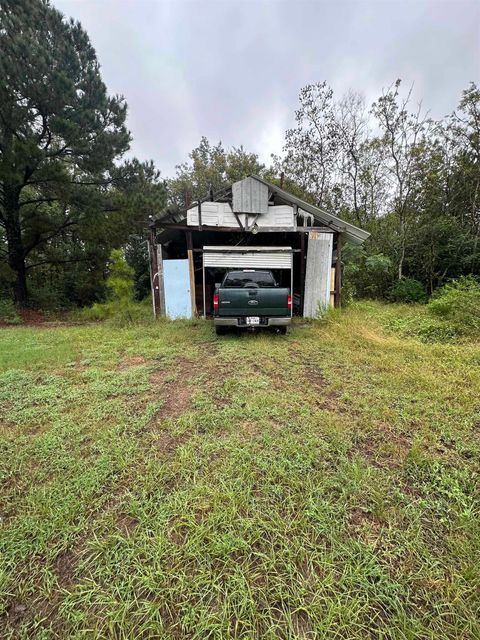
left=213, top=269, right=292, bottom=335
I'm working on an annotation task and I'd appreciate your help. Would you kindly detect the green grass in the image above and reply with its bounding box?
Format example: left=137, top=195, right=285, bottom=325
left=1, top=303, right=479, bottom=639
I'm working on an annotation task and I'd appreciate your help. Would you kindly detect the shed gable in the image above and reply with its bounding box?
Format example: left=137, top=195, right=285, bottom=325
left=232, top=176, right=269, bottom=215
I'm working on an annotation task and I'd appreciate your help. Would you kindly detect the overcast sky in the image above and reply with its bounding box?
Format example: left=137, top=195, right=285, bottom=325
left=54, top=0, right=479, bottom=177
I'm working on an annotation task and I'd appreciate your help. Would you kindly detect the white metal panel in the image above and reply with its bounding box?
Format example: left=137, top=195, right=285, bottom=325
left=303, top=232, right=333, bottom=318
left=187, top=202, right=246, bottom=227
left=258, top=205, right=295, bottom=228
left=187, top=201, right=295, bottom=229
left=203, top=246, right=292, bottom=269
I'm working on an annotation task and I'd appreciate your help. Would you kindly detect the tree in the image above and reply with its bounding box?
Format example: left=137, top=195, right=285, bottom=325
left=167, top=137, right=265, bottom=208
left=0, top=0, right=130, bottom=304
left=278, top=83, right=389, bottom=223
left=447, top=83, right=480, bottom=268
left=281, top=82, right=339, bottom=208
left=371, top=80, right=431, bottom=280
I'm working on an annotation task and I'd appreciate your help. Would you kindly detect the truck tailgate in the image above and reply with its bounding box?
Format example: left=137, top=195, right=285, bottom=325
left=217, top=288, right=290, bottom=317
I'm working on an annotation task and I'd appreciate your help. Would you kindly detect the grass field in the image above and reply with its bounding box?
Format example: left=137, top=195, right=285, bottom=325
left=1, top=302, right=479, bottom=639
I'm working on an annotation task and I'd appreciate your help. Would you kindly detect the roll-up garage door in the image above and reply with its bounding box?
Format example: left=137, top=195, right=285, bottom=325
left=203, top=246, right=292, bottom=269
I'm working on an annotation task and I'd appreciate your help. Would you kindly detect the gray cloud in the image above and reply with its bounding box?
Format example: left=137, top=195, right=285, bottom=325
left=54, top=0, right=479, bottom=176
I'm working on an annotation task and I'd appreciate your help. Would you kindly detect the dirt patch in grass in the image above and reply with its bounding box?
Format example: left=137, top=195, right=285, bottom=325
left=2, top=544, right=81, bottom=634
left=304, top=364, right=328, bottom=388
left=117, top=355, right=148, bottom=370
left=150, top=369, right=193, bottom=418
left=347, top=507, right=384, bottom=545
left=315, top=391, right=340, bottom=411
left=152, top=429, right=188, bottom=455
left=149, top=354, right=222, bottom=420
left=355, top=429, right=412, bottom=470
left=163, top=384, right=193, bottom=417
left=54, top=549, right=76, bottom=589
left=116, top=513, right=138, bottom=536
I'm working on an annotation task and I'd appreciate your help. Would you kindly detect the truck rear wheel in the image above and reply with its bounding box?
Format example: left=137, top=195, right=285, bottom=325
left=278, top=326, right=287, bottom=335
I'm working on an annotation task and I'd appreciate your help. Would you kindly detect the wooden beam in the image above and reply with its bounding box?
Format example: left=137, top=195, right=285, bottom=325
left=192, top=248, right=301, bottom=253
left=334, top=233, right=342, bottom=308
left=233, top=211, right=245, bottom=231
left=185, top=231, right=197, bottom=317
left=299, top=230, right=306, bottom=315
left=156, top=243, right=166, bottom=316
left=148, top=226, right=161, bottom=318
left=156, top=223, right=335, bottom=234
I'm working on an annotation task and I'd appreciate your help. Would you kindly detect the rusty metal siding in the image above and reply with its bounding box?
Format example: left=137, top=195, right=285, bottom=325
left=303, top=231, right=333, bottom=318
left=232, top=177, right=268, bottom=214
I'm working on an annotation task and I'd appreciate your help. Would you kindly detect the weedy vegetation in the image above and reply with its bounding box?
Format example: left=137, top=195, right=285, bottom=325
left=0, top=303, right=479, bottom=639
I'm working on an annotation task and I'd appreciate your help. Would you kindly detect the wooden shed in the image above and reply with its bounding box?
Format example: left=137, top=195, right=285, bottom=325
left=148, top=176, right=369, bottom=319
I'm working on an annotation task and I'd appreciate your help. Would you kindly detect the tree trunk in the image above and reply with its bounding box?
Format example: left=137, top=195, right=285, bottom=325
left=4, top=189, right=28, bottom=306
left=398, top=212, right=405, bottom=280
left=398, top=245, right=404, bottom=281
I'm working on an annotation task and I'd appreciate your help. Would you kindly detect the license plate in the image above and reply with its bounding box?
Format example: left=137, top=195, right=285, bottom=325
left=246, top=316, right=260, bottom=326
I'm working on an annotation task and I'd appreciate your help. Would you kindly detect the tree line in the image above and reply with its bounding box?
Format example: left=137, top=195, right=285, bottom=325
left=1, top=0, right=478, bottom=311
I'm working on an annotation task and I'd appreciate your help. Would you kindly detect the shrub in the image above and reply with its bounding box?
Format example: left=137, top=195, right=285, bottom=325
left=80, top=250, right=152, bottom=326
left=389, top=278, right=428, bottom=304
left=386, top=276, right=480, bottom=342
left=386, top=313, right=457, bottom=343
left=0, top=298, right=22, bottom=325
left=428, top=276, right=480, bottom=336
left=80, top=298, right=152, bottom=325
left=107, top=249, right=135, bottom=302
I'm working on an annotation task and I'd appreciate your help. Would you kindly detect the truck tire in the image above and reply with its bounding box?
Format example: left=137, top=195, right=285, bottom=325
left=278, top=326, right=287, bottom=335
left=215, top=325, right=228, bottom=336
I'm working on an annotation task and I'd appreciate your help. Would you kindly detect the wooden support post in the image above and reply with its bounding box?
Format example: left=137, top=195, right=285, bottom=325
left=186, top=231, right=197, bottom=317
left=197, top=200, right=202, bottom=230
left=156, top=242, right=166, bottom=316
left=148, top=226, right=161, bottom=318
left=299, top=231, right=306, bottom=316
left=202, top=251, right=207, bottom=319
left=334, top=233, right=342, bottom=308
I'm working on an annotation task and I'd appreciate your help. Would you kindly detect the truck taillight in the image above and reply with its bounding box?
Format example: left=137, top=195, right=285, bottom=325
left=287, top=295, right=292, bottom=310
left=213, top=293, right=219, bottom=309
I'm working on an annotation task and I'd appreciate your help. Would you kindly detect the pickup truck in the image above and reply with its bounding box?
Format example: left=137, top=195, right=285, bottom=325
left=213, top=269, right=292, bottom=335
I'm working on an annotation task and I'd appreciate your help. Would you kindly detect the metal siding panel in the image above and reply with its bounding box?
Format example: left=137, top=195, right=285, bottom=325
left=187, top=202, right=245, bottom=227
left=258, top=205, right=295, bottom=228
left=303, top=232, right=333, bottom=318
left=204, top=251, right=292, bottom=269
left=232, top=177, right=268, bottom=214
left=163, top=259, right=193, bottom=319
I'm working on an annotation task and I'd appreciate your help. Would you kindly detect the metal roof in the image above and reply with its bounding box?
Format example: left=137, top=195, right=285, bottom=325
left=250, top=176, right=370, bottom=245
left=156, top=176, right=370, bottom=245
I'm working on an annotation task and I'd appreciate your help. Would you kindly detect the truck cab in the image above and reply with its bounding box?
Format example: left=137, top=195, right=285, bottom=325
left=213, top=269, right=292, bottom=335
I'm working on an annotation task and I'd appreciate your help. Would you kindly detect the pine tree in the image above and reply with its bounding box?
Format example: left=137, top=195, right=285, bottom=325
left=0, top=0, right=131, bottom=304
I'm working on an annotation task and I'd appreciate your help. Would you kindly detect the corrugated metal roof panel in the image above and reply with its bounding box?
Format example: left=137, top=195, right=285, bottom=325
left=250, top=176, right=370, bottom=245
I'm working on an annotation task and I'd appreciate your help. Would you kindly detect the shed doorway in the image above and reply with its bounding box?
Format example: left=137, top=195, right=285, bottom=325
left=201, top=246, right=293, bottom=318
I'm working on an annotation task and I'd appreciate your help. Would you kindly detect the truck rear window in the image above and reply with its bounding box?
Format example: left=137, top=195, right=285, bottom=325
left=223, top=271, right=276, bottom=288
